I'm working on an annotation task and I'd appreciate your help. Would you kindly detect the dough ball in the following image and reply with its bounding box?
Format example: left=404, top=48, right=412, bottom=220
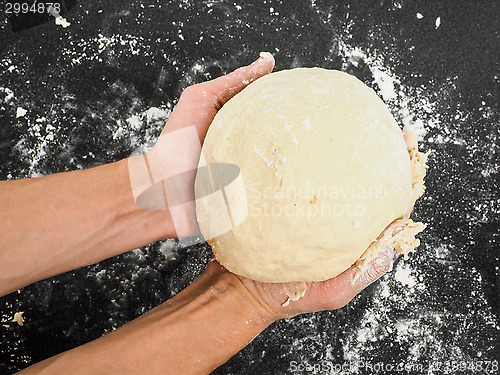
left=195, top=68, right=415, bottom=283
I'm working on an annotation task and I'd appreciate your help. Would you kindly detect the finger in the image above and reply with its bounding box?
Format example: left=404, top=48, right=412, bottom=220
left=402, top=127, right=417, bottom=149
left=350, top=246, right=396, bottom=291
left=307, top=247, right=396, bottom=311
left=202, top=52, right=275, bottom=109
left=164, top=53, right=275, bottom=140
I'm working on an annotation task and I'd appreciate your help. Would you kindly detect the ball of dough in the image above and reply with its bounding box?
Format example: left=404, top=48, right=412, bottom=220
left=195, top=68, right=414, bottom=283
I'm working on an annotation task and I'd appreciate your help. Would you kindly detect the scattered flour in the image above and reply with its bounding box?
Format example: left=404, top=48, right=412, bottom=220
left=341, top=258, right=499, bottom=374
left=10, top=104, right=171, bottom=177
left=55, top=16, right=71, bottom=28
left=63, top=33, right=149, bottom=65
left=435, top=17, right=441, bottom=29
left=1, top=87, right=15, bottom=103
left=16, top=107, right=27, bottom=118
left=394, top=263, right=417, bottom=288
left=336, top=40, right=438, bottom=142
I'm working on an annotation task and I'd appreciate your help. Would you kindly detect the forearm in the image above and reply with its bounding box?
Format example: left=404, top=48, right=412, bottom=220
left=0, top=159, right=174, bottom=296
left=18, top=262, right=273, bottom=375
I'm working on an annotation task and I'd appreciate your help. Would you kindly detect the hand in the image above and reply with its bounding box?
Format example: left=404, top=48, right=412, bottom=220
left=129, top=54, right=402, bottom=322
left=231, top=245, right=395, bottom=321
left=137, top=53, right=397, bottom=321
left=128, top=54, right=275, bottom=239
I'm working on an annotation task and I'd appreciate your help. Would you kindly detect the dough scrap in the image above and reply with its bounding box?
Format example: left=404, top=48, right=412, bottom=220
left=351, top=218, right=427, bottom=284
left=12, top=311, right=24, bottom=326
left=405, top=128, right=431, bottom=201
left=281, top=283, right=307, bottom=307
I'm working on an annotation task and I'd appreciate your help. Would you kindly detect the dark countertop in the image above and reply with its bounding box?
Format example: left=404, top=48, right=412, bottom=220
left=1, top=1, right=499, bottom=374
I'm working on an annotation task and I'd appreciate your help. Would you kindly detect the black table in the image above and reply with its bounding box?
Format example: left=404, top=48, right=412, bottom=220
left=1, top=1, right=499, bottom=374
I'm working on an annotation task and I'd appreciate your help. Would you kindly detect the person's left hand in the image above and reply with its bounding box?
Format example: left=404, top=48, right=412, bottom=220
left=223, top=244, right=395, bottom=321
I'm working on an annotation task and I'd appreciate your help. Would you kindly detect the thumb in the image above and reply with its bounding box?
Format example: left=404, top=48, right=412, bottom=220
left=308, top=247, right=396, bottom=312
left=351, top=246, right=395, bottom=290
left=204, top=52, right=276, bottom=108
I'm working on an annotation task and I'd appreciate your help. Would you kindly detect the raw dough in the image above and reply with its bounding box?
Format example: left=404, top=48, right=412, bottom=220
left=195, top=68, right=427, bottom=283
left=352, top=130, right=430, bottom=284
left=12, top=311, right=24, bottom=326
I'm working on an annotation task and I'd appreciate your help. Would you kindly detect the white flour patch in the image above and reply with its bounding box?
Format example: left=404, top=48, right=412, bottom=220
left=341, top=258, right=499, bottom=373
left=112, top=105, right=172, bottom=155
left=145, top=107, right=170, bottom=122
left=63, top=33, right=150, bottom=65
left=16, top=107, right=27, bottom=118
left=11, top=104, right=171, bottom=178
left=0, top=87, right=15, bottom=103
left=158, top=240, right=179, bottom=261
left=336, top=40, right=441, bottom=142
left=394, top=263, right=417, bottom=288
left=13, top=116, right=60, bottom=176
left=435, top=17, right=441, bottom=29
left=125, top=114, right=143, bottom=131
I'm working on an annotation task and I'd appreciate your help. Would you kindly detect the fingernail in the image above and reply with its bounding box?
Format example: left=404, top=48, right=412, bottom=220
left=259, top=51, right=274, bottom=60
left=253, top=51, right=275, bottom=64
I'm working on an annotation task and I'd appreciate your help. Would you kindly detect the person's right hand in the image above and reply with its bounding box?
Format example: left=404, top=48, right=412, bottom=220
left=127, top=54, right=275, bottom=240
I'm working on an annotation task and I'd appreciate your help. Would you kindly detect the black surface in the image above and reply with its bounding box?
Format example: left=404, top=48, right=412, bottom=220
left=1, top=1, right=499, bottom=374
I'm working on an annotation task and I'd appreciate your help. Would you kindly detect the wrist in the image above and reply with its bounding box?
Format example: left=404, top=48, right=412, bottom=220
left=115, top=158, right=176, bottom=240
left=129, top=260, right=276, bottom=374
left=167, top=260, right=277, bottom=327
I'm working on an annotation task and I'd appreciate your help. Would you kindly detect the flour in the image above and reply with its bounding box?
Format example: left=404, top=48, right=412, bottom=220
left=435, top=17, right=441, bottom=29
left=341, top=256, right=499, bottom=374
left=13, top=116, right=59, bottom=176
left=337, top=40, right=437, bottom=142
left=9, top=103, right=171, bottom=178
left=394, top=263, right=417, bottom=288
left=125, top=115, right=143, bottom=131
left=16, top=107, right=27, bottom=118
left=0, top=87, right=15, bottom=103
left=145, top=107, right=170, bottom=122
left=63, top=33, right=149, bottom=65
